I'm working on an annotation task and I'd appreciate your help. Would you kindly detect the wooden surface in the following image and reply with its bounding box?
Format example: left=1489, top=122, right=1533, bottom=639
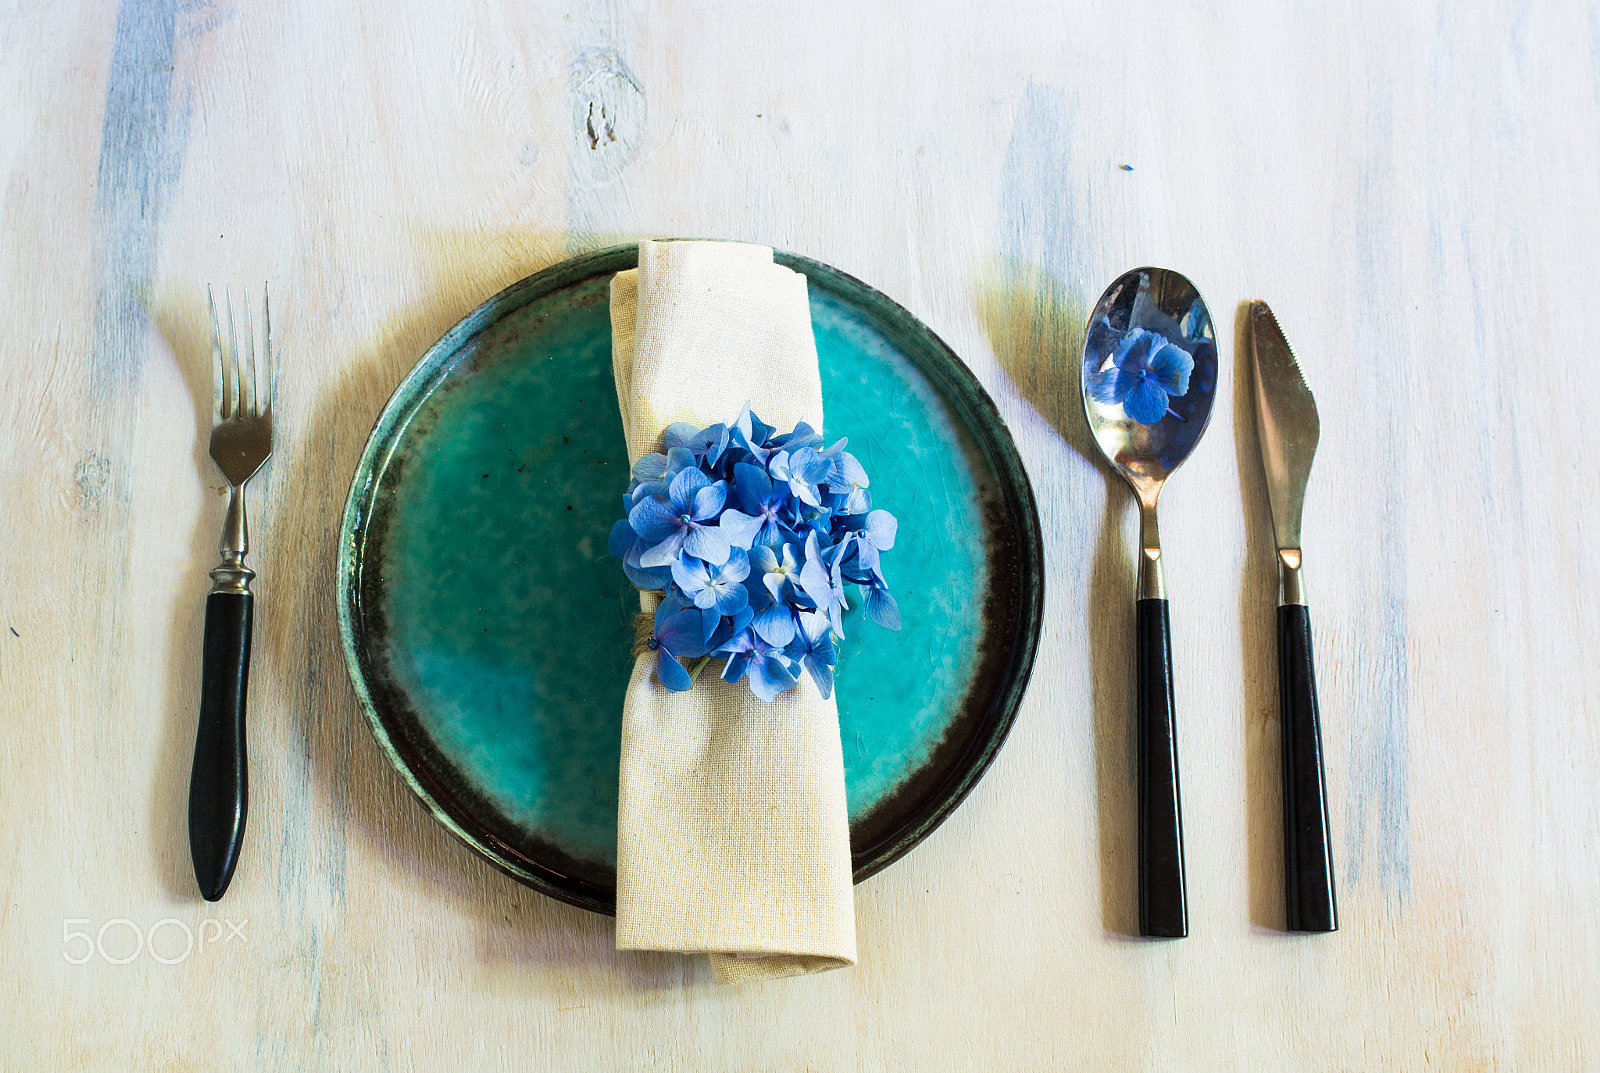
left=3, top=1, right=1597, bottom=1068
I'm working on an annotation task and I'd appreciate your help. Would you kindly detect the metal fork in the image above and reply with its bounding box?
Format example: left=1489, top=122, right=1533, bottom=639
left=189, top=285, right=274, bottom=901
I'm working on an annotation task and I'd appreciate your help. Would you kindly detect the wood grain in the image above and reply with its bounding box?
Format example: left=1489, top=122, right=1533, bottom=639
left=3, top=0, right=1597, bottom=1068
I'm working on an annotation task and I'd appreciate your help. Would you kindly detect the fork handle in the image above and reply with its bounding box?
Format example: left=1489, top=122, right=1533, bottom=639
left=190, top=590, right=251, bottom=901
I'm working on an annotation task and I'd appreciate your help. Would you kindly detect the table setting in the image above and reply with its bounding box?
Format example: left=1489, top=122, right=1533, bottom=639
left=4, top=1, right=1598, bottom=1069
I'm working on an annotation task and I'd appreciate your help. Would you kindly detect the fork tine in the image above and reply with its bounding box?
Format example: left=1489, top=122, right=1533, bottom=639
left=240, top=289, right=257, bottom=418
left=225, top=290, right=240, bottom=421
left=208, top=286, right=225, bottom=423
left=261, top=283, right=273, bottom=418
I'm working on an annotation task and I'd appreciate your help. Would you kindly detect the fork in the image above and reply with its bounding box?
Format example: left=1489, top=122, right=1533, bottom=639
left=189, top=285, right=274, bottom=901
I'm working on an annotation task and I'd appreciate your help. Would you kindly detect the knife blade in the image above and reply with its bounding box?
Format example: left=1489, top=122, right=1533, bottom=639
left=1247, top=300, right=1338, bottom=933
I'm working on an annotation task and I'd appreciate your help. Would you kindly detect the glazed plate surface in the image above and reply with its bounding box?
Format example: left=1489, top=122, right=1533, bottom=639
left=338, top=245, right=1043, bottom=913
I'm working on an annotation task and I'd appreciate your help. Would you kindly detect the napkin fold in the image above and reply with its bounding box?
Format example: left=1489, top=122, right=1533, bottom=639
left=611, top=240, right=857, bottom=983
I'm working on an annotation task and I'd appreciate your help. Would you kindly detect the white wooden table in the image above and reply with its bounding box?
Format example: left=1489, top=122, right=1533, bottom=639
left=4, top=1, right=1596, bottom=1068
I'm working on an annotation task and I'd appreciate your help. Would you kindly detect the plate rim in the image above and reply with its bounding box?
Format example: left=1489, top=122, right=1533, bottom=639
left=337, top=242, right=1044, bottom=913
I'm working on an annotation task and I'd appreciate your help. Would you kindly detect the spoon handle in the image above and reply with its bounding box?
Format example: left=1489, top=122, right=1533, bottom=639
left=1136, top=597, right=1188, bottom=938
left=1278, top=604, right=1338, bottom=932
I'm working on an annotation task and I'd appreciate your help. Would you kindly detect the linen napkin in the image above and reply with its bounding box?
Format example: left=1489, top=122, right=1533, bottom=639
left=610, top=239, right=857, bottom=983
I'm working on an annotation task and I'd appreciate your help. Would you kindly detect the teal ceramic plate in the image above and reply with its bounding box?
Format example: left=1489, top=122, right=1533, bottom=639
left=339, top=245, right=1043, bottom=914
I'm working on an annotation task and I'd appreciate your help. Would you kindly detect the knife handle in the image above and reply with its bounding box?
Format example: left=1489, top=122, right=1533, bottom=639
left=1278, top=603, right=1337, bottom=932
left=1136, top=597, right=1188, bottom=938
left=189, top=590, right=251, bottom=901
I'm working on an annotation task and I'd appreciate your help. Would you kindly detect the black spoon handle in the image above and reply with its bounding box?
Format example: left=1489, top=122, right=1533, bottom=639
left=1136, top=597, right=1188, bottom=938
left=1279, top=603, right=1337, bottom=932
left=189, top=591, right=251, bottom=901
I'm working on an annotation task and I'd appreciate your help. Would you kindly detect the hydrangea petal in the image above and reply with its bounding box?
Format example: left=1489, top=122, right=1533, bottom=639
left=866, top=585, right=902, bottom=631
left=863, top=509, right=897, bottom=551
left=623, top=540, right=671, bottom=590
left=800, top=654, right=834, bottom=700
left=746, top=654, right=799, bottom=702
left=1123, top=376, right=1170, bottom=424
left=719, top=508, right=762, bottom=550
left=655, top=607, right=708, bottom=659
left=631, top=479, right=669, bottom=501
left=750, top=544, right=780, bottom=574
left=1089, top=366, right=1133, bottom=406
left=731, top=462, right=773, bottom=513
left=1148, top=342, right=1193, bottom=398
left=656, top=651, right=692, bottom=692
left=629, top=494, right=681, bottom=543
left=639, top=530, right=687, bottom=568
left=671, top=555, right=712, bottom=601
left=631, top=452, right=669, bottom=481
left=682, top=523, right=731, bottom=566
left=826, top=451, right=868, bottom=494
left=800, top=614, right=838, bottom=655
left=719, top=547, right=751, bottom=584
left=663, top=446, right=697, bottom=479
left=663, top=422, right=699, bottom=451
left=608, top=518, right=636, bottom=560
left=691, top=482, right=727, bottom=521
left=707, top=605, right=754, bottom=650
left=753, top=604, right=797, bottom=647
left=669, top=466, right=712, bottom=508
left=713, top=582, right=750, bottom=617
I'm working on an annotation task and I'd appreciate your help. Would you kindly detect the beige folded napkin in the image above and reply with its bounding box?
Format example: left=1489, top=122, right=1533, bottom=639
left=610, top=239, right=857, bottom=983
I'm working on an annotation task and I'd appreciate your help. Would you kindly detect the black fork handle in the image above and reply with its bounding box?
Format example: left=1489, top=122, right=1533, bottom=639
left=189, top=591, right=251, bottom=901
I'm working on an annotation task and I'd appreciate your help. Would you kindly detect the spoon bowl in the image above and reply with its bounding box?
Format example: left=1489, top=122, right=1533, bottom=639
left=1081, top=268, right=1218, bottom=493
left=1079, top=266, right=1217, bottom=939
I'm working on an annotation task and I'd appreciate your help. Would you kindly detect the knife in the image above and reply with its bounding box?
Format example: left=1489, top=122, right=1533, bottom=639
left=1247, top=300, right=1338, bottom=933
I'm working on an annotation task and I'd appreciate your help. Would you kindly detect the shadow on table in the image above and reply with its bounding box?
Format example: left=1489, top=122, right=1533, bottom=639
left=1232, top=301, right=1289, bottom=934
left=151, top=228, right=703, bottom=989
left=146, top=288, right=224, bottom=903
left=976, top=256, right=1146, bottom=940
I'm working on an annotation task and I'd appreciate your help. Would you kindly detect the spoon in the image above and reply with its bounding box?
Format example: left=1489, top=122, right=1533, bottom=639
left=1080, top=267, right=1218, bottom=938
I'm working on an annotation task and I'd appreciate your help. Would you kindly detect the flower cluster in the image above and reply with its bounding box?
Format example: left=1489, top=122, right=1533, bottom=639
left=609, top=407, right=900, bottom=702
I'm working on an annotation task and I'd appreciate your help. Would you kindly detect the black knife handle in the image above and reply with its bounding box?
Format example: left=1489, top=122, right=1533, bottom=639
left=1137, top=598, right=1187, bottom=938
left=189, top=591, right=251, bottom=901
left=1279, top=603, right=1337, bottom=932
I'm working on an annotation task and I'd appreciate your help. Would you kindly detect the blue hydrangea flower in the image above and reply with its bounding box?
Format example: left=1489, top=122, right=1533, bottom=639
left=649, top=599, right=710, bottom=692
left=751, top=542, right=801, bottom=603
left=717, top=628, right=800, bottom=702
left=672, top=548, right=750, bottom=616
left=798, top=531, right=848, bottom=637
left=768, top=447, right=831, bottom=508
left=789, top=611, right=838, bottom=699
left=719, top=463, right=793, bottom=549
left=824, top=448, right=871, bottom=514
left=748, top=588, right=798, bottom=648
left=629, top=467, right=731, bottom=567
left=841, top=508, right=897, bottom=582
left=728, top=406, right=778, bottom=464
left=1088, top=326, right=1194, bottom=425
